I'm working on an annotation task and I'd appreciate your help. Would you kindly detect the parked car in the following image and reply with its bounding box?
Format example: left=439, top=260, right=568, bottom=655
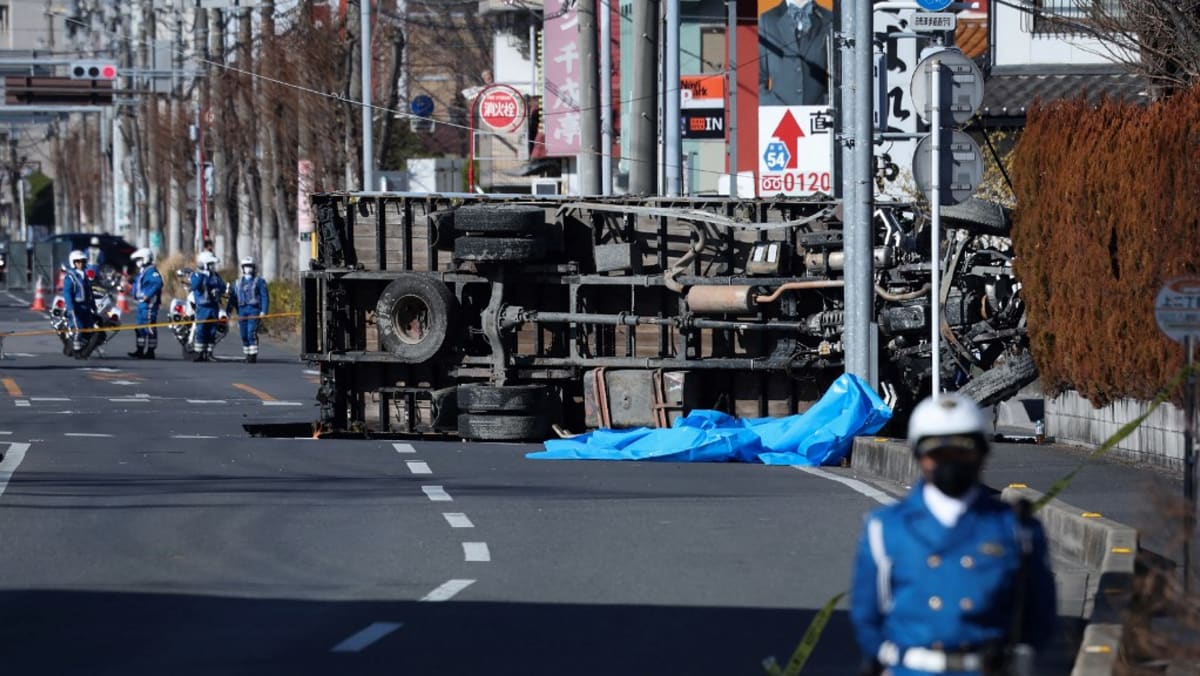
left=39, top=233, right=136, bottom=274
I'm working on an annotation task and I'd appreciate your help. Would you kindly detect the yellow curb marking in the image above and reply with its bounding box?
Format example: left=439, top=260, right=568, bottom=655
left=233, top=383, right=277, bottom=402
left=2, top=377, right=22, bottom=397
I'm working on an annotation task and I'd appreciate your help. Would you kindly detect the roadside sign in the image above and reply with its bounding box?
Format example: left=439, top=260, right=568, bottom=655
left=916, top=0, right=953, bottom=10
left=910, top=49, right=984, bottom=127
left=477, top=85, right=526, bottom=134
left=757, top=106, right=834, bottom=196
left=410, top=94, right=434, bottom=118
left=1155, top=277, right=1200, bottom=344
left=911, top=130, right=983, bottom=205
left=912, top=13, right=957, bottom=31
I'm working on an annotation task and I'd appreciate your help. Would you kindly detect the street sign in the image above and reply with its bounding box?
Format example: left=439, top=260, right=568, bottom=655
left=910, top=49, right=984, bottom=127
left=477, top=85, right=526, bottom=134
left=916, top=0, right=953, bottom=10
left=912, top=13, right=957, bottom=31
left=757, top=106, right=834, bottom=196
left=3, top=76, right=113, bottom=105
left=410, top=94, right=434, bottom=118
left=911, top=130, right=983, bottom=205
left=762, top=141, right=790, bottom=172
left=1155, top=277, right=1200, bottom=344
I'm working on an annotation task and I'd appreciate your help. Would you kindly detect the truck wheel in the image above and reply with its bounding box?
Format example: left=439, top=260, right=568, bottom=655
left=454, top=236, right=547, bottom=263
left=940, top=198, right=1012, bottom=237
left=455, top=205, right=546, bottom=235
left=376, top=275, right=457, bottom=363
left=958, top=351, right=1038, bottom=407
left=457, top=383, right=552, bottom=412
left=457, top=413, right=549, bottom=441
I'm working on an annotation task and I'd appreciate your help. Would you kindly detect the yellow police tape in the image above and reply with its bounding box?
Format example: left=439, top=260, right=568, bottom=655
left=763, top=361, right=1200, bottom=674
left=0, top=311, right=301, bottom=338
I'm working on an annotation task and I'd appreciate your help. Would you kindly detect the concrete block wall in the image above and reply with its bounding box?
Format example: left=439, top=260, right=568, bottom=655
left=1046, top=391, right=1186, bottom=472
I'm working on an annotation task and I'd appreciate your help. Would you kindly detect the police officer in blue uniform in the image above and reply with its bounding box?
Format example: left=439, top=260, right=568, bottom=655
left=227, top=256, right=269, bottom=363
left=127, top=248, right=163, bottom=359
left=189, top=251, right=227, bottom=362
left=850, top=393, right=1056, bottom=675
left=85, top=235, right=105, bottom=275
left=62, top=249, right=97, bottom=359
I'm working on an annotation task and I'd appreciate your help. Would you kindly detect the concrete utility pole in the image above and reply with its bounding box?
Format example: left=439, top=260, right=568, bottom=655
left=361, top=0, right=373, bottom=191
left=726, top=0, right=737, bottom=196
left=577, top=0, right=601, bottom=195
left=663, top=0, right=681, bottom=196
left=598, top=0, right=613, bottom=194
left=842, top=0, right=876, bottom=383
left=628, top=0, right=658, bottom=195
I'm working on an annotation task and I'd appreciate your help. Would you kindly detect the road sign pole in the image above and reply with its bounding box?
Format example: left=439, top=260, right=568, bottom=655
left=930, top=58, right=942, bottom=396
left=1186, top=334, right=1195, bottom=592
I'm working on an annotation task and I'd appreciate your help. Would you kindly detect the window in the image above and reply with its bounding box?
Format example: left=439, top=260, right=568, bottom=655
left=1028, top=0, right=1124, bottom=36
left=699, top=26, right=725, bottom=74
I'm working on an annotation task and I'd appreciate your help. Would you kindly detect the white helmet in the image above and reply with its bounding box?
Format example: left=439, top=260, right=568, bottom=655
left=89, top=236, right=100, bottom=247
left=132, top=248, right=154, bottom=266
left=198, top=251, right=219, bottom=271
left=907, top=393, right=989, bottom=456
left=240, top=256, right=257, bottom=268
left=68, top=250, right=88, bottom=265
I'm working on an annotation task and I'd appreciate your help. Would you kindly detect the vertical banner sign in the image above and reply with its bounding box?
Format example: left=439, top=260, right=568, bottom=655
left=874, top=8, right=926, bottom=199
left=758, top=106, right=834, bottom=196
left=297, top=159, right=315, bottom=234
left=543, top=0, right=582, bottom=157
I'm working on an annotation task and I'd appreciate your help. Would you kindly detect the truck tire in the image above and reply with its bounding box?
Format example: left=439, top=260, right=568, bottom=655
left=376, top=275, right=456, bottom=363
left=457, top=383, right=552, bottom=412
left=454, top=236, right=548, bottom=263
left=457, top=413, right=550, bottom=441
left=454, top=205, right=546, bottom=234
left=958, top=351, right=1038, bottom=407
left=940, top=198, right=1013, bottom=237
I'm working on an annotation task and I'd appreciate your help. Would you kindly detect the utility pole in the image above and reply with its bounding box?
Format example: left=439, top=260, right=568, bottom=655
left=361, top=0, right=373, bottom=191
left=599, top=0, right=612, bottom=195
left=628, top=0, right=658, bottom=195
left=663, top=0, right=681, bottom=196
left=842, top=0, right=876, bottom=383
left=726, top=0, right=737, bottom=196
left=577, top=0, right=600, bottom=195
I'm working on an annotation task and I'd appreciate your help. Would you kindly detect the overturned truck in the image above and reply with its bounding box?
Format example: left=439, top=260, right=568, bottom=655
left=302, top=193, right=1035, bottom=440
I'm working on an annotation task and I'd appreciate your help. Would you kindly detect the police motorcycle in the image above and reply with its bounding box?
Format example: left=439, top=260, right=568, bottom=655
left=166, top=267, right=228, bottom=359
left=48, top=266, right=123, bottom=357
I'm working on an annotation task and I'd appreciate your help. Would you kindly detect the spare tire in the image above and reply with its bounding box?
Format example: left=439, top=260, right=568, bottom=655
left=458, top=383, right=553, bottom=412
left=454, top=236, right=548, bottom=263
left=958, top=351, right=1038, bottom=407
left=455, top=205, right=546, bottom=234
left=376, top=274, right=456, bottom=363
left=457, top=413, right=550, bottom=441
left=940, top=198, right=1013, bottom=237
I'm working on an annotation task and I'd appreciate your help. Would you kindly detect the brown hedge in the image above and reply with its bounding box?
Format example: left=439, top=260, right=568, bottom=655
left=1010, top=87, right=1200, bottom=406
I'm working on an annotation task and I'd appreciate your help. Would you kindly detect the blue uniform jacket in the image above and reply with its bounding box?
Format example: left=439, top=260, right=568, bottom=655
left=850, top=481, right=1056, bottom=671
left=228, top=276, right=269, bottom=316
left=190, top=270, right=226, bottom=309
left=62, top=268, right=95, bottom=317
left=133, top=265, right=163, bottom=308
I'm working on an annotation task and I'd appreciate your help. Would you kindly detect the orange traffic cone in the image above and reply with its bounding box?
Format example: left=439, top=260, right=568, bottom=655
left=116, top=280, right=131, bottom=313
left=30, top=276, right=47, bottom=312
left=55, top=269, right=64, bottom=291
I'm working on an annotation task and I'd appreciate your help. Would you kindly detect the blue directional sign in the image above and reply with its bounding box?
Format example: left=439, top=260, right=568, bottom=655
left=916, top=0, right=953, bottom=10
left=762, top=140, right=790, bottom=172
left=410, top=94, right=434, bottom=118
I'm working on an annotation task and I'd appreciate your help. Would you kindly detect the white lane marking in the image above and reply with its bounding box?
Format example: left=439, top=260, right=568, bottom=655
left=392, top=442, right=415, bottom=454
left=443, top=512, right=474, bottom=528
left=791, top=466, right=898, bottom=506
left=263, top=401, right=304, bottom=407
left=422, top=485, right=452, bottom=502
left=14, top=400, right=29, bottom=407
left=462, top=542, right=491, bottom=562
left=406, top=461, right=432, bottom=475
left=172, top=434, right=219, bottom=439
left=330, top=622, right=403, bottom=653
left=187, top=399, right=228, bottom=404
left=420, top=579, right=475, bottom=602
left=8, top=353, right=36, bottom=358
left=303, top=369, right=320, bottom=375
left=30, top=397, right=70, bottom=402
left=65, top=433, right=113, bottom=438
left=108, top=380, right=140, bottom=386
left=109, top=398, right=151, bottom=403
left=5, top=292, right=26, bottom=304
left=0, top=431, right=11, bottom=435
left=81, top=367, right=121, bottom=373
left=0, top=443, right=31, bottom=497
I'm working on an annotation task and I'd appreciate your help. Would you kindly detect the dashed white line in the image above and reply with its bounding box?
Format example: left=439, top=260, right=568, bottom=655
left=0, top=443, right=30, bottom=497
left=420, top=579, right=475, bottom=602
left=443, top=512, right=474, bottom=528
left=392, top=442, right=416, bottom=454
left=0, top=431, right=11, bottom=435
left=171, top=435, right=219, bottom=439
left=303, top=369, right=320, bottom=375
left=109, top=398, right=150, bottom=403
left=462, top=542, right=491, bottom=562
left=791, top=466, right=898, bottom=506
left=187, top=399, right=228, bottom=404
left=30, top=397, right=70, bottom=402
left=14, top=400, right=29, bottom=407
left=263, top=401, right=304, bottom=407
left=422, top=485, right=452, bottom=502
left=108, top=380, right=140, bottom=386
left=64, top=433, right=113, bottom=438
left=406, top=461, right=432, bottom=475
left=330, top=622, right=403, bottom=653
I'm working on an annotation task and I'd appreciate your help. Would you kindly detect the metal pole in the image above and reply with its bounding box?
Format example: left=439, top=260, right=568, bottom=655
left=930, top=58, right=943, bottom=396
left=727, top=0, right=737, bottom=196
left=194, top=104, right=203, bottom=249
left=361, top=0, right=374, bottom=191
left=663, top=0, right=681, bottom=195
left=629, top=0, right=659, bottom=195
left=467, top=91, right=479, bottom=192
left=853, top=0, right=876, bottom=382
left=599, top=0, right=613, bottom=195
left=839, top=0, right=858, bottom=371
left=1185, top=334, right=1195, bottom=592
left=578, top=0, right=601, bottom=195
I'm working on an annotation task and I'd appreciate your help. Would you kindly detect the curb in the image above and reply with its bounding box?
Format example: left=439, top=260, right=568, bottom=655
left=849, top=437, right=1138, bottom=675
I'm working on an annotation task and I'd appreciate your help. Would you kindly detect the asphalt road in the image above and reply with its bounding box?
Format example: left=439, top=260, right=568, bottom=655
left=0, top=288, right=888, bottom=675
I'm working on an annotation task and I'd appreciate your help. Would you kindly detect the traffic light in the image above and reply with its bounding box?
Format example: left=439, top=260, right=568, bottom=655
left=68, top=60, right=118, bottom=80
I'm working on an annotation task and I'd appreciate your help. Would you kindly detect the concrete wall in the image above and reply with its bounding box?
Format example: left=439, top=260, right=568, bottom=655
left=991, top=0, right=1133, bottom=68
left=1047, top=391, right=1186, bottom=472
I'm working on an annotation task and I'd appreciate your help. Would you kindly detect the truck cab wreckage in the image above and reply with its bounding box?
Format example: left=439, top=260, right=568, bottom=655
left=301, top=193, right=1035, bottom=440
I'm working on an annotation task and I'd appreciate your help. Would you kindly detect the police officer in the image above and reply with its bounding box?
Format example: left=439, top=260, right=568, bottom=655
left=189, top=251, right=227, bottom=362
left=62, top=250, right=97, bottom=359
left=127, top=248, right=163, bottom=360
left=85, top=235, right=105, bottom=275
left=227, top=256, right=269, bottom=363
left=850, top=393, right=1057, bottom=676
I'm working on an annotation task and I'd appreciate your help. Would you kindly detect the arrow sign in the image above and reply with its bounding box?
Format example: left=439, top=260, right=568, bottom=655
left=771, top=110, right=805, bottom=170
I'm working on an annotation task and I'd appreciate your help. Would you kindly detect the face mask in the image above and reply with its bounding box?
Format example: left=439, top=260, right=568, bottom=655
left=931, top=460, right=981, bottom=498
left=243, top=268, right=254, bottom=278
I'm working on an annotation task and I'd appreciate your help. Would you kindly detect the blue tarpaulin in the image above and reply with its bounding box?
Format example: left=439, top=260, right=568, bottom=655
left=528, top=373, right=892, bottom=465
